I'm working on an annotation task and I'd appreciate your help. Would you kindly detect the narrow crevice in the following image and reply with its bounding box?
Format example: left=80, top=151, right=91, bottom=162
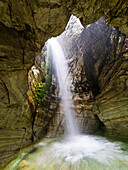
left=94, top=114, right=105, bottom=132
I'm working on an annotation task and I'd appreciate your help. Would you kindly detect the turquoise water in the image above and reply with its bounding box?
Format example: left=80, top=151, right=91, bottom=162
left=5, top=134, right=128, bottom=170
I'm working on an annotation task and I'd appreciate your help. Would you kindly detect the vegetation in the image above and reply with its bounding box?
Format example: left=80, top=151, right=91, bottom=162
left=35, top=43, right=51, bottom=107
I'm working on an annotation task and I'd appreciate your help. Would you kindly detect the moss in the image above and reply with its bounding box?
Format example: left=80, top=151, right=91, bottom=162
left=35, top=81, right=49, bottom=106
left=35, top=43, right=51, bottom=107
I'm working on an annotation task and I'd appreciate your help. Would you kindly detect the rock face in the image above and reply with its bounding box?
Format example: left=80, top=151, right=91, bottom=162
left=74, top=17, right=128, bottom=136
left=0, top=0, right=69, bottom=167
left=56, top=16, right=101, bottom=134
left=71, top=17, right=128, bottom=136
left=93, top=30, right=128, bottom=136
left=67, top=0, right=128, bottom=35
left=31, top=16, right=101, bottom=138
left=0, top=69, right=33, bottom=168
left=0, top=0, right=128, bottom=168
left=31, top=16, right=128, bottom=138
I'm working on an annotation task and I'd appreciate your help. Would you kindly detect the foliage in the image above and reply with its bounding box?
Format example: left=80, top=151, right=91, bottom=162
left=35, top=43, right=51, bottom=107
left=35, top=81, right=50, bottom=106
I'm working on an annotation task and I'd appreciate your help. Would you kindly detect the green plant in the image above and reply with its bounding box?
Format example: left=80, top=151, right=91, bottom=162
left=35, top=42, right=51, bottom=107
left=35, top=81, right=49, bottom=106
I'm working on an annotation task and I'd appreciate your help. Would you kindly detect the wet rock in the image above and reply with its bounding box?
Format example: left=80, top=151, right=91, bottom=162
left=19, top=160, right=28, bottom=168
left=93, top=32, right=128, bottom=136
left=0, top=0, right=128, bottom=167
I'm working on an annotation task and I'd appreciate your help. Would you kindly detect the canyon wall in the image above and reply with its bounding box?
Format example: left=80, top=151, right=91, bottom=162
left=0, top=0, right=128, bottom=168
left=30, top=16, right=128, bottom=139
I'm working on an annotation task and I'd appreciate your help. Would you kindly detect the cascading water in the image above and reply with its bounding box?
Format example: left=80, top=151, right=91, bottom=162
left=5, top=38, right=128, bottom=170
left=48, top=37, right=78, bottom=136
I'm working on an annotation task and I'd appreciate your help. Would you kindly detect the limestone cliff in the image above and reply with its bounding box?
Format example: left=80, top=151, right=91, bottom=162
left=0, top=0, right=69, bottom=167
left=93, top=29, right=128, bottom=136
left=73, top=17, right=128, bottom=136
left=30, top=16, right=128, bottom=139
left=33, top=16, right=100, bottom=137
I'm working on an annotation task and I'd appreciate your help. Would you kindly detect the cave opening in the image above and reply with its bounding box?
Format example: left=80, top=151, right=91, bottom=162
left=27, top=12, right=127, bottom=135
left=31, top=15, right=120, bottom=137
left=26, top=12, right=128, bottom=139
left=3, top=13, right=128, bottom=170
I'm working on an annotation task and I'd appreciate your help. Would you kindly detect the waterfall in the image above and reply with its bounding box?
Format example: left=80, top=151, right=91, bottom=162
left=6, top=38, right=128, bottom=170
left=48, top=37, right=78, bottom=136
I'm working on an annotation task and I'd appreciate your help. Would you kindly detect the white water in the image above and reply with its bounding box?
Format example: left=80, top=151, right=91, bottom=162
left=48, top=37, right=78, bottom=136
left=6, top=135, right=128, bottom=170
left=5, top=37, right=128, bottom=170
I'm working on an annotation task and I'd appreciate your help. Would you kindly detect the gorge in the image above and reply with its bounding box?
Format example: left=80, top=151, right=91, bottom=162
left=0, top=0, right=128, bottom=169
left=4, top=21, right=128, bottom=169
